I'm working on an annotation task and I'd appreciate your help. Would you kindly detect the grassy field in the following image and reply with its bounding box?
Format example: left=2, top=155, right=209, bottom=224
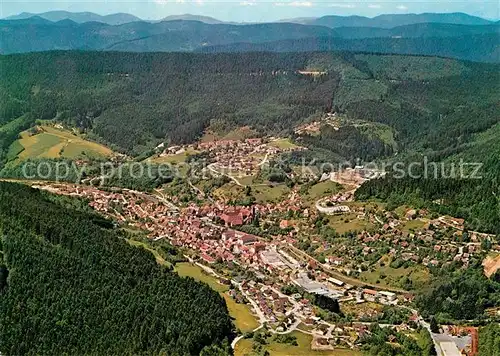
left=356, top=122, right=397, bottom=149
left=237, top=175, right=257, bottom=187
left=6, top=140, right=25, bottom=161
left=359, top=255, right=430, bottom=289
left=252, top=184, right=290, bottom=204
left=222, top=294, right=260, bottom=333
left=148, top=147, right=199, bottom=165
left=326, top=212, right=376, bottom=234
left=303, top=180, right=343, bottom=204
left=175, top=262, right=259, bottom=333
left=235, top=331, right=361, bottom=356
left=268, top=138, right=299, bottom=150
left=400, top=219, right=427, bottom=234
left=175, top=262, right=229, bottom=292
left=13, top=125, right=113, bottom=161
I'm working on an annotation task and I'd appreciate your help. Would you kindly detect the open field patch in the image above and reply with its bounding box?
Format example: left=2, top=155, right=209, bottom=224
left=268, top=138, right=299, bottom=150
left=13, top=125, right=113, bottom=161
left=252, top=184, right=290, bottom=204
left=17, top=132, right=63, bottom=159
left=149, top=147, right=199, bottom=164
left=400, top=219, right=427, bottom=234
left=5, top=140, right=24, bottom=161
left=222, top=294, right=260, bottom=333
left=359, top=255, right=430, bottom=290
left=175, top=262, right=229, bottom=293
left=483, top=253, right=500, bottom=278
left=303, top=180, right=343, bottom=204
left=235, top=331, right=361, bottom=356
left=326, top=213, right=376, bottom=234
left=237, top=175, right=257, bottom=187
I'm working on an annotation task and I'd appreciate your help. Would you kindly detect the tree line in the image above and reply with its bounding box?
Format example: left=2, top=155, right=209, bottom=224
left=0, top=182, right=234, bottom=355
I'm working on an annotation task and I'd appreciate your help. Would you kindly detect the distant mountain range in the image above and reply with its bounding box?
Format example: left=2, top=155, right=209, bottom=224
left=0, top=20, right=337, bottom=54
left=3, top=10, right=496, bottom=27
left=0, top=11, right=498, bottom=62
left=3, top=11, right=229, bottom=25
left=299, top=12, right=494, bottom=28
left=160, top=14, right=224, bottom=24
left=4, top=11, right=141, bottom=25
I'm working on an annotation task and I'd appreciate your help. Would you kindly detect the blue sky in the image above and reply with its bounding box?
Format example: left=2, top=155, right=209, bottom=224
left=1, top=0, right=498, bottom=22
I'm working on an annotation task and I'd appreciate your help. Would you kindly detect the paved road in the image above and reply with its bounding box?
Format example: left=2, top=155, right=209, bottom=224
left=231, top=324, right=263, bottom=349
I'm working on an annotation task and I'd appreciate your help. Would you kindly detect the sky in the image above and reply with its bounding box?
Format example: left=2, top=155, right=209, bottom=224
left=0, top=0, right=498, bottom=23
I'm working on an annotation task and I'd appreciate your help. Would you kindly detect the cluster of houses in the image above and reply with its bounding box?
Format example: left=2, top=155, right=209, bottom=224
left=308, top=319, right=420, bottom=351
left=32, top=183, right=314, bottom=285
left=294, top=113, right=340, bottom=136
left=161, top=137, right=301, bottom=176
left=239, top=281, right=299, bottom=322
left=317, top=208, right=497, bottom=277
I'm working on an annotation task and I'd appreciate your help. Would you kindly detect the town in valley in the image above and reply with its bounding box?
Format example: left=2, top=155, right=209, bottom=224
left=24, top=134, right=498, bottom=356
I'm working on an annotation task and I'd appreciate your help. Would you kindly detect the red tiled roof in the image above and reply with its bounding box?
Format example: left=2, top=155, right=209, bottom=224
left=201, top=253, right=215, bottom=263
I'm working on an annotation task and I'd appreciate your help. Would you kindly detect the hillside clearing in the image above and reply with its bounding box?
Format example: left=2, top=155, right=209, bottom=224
left=13, top=125, right=113, bottom=161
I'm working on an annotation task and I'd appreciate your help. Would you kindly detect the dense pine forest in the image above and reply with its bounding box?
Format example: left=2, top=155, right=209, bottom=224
left=0, top=51, right=498, bottom=163
left=416, top=267, right=500, bottom=321
left=0, top=182, right=234, bottom=355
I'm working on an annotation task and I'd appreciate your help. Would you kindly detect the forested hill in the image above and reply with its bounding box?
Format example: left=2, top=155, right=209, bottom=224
left=0, top=182, right=234, bottom=355
left=0, top=51, right=498, bottom=163
left=200, top=33, right=500, bottom=63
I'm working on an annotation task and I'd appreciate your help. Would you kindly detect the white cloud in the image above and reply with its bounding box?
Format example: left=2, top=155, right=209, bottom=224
left=289, top=1, right=313, bottom=7
left=368, top=4, right=382, bottom=9
left=154, top=0, right=186, bottom=4
left=396, top=5, right=408, bottom=10
left=328, top=3, right=356, bottom=8
left=240, top=0, right=257, bottom=5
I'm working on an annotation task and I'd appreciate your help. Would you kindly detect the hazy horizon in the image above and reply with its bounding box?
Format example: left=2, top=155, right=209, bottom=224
left=1, top=0, right=499, bottom=23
